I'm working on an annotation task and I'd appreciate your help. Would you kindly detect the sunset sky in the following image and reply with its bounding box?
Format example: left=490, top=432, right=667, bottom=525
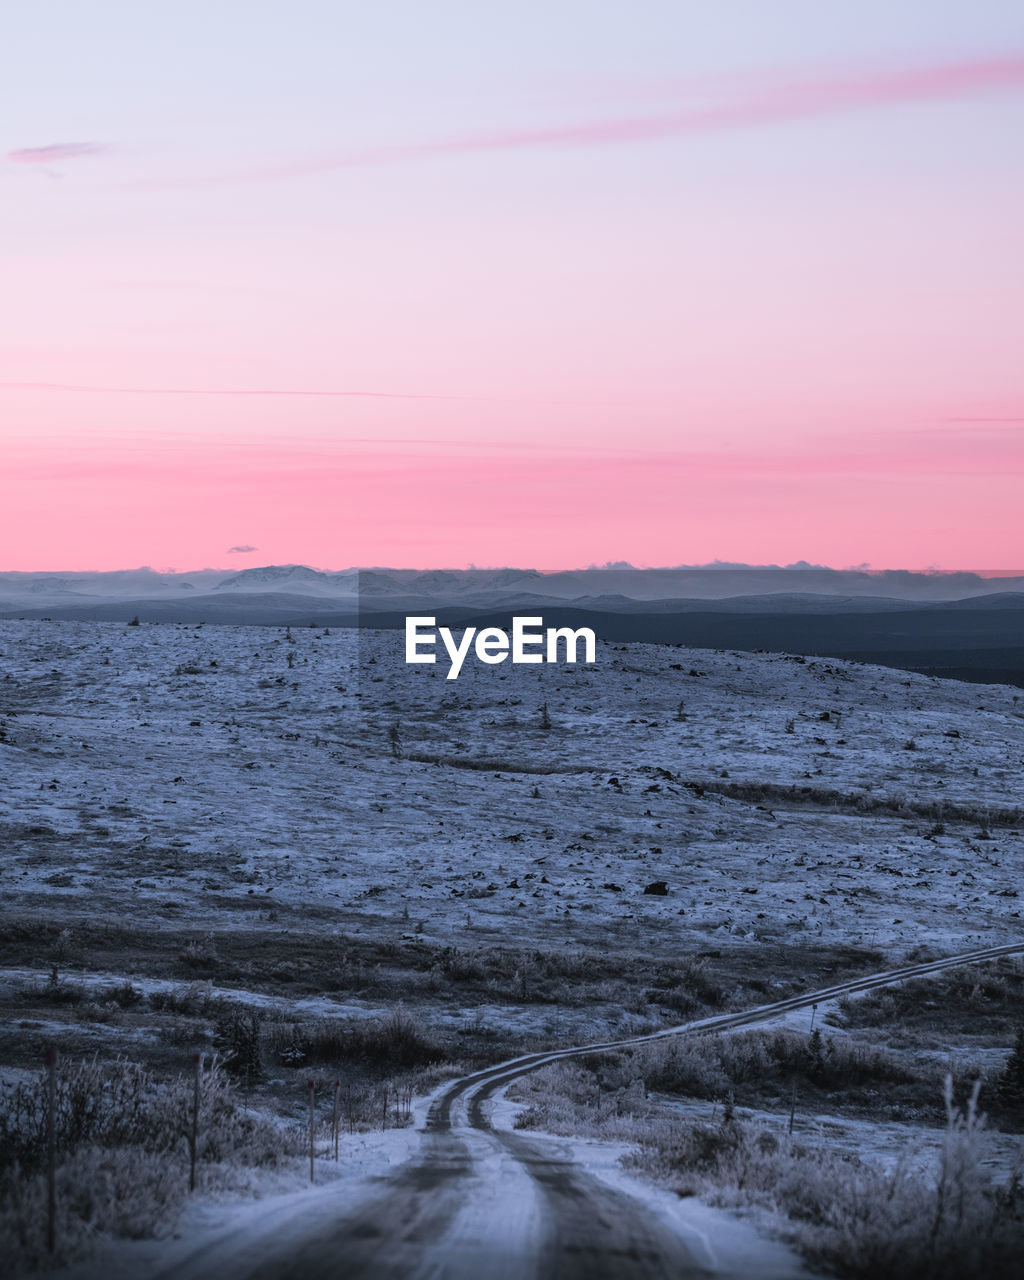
left=3, top=2, right=1023, bottom=571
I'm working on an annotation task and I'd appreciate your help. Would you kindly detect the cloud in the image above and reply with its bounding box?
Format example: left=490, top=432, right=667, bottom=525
left=8, top=142, right=107, bottom=165
left=205, top=53, right=1024, bottom=184
left=0, top=380, right=477, bottom=401
left=227, top=545, right=257, bottom=554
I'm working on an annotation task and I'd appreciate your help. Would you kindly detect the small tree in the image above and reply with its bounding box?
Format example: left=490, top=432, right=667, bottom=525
left=213, top=1011, right=265, bottom=1087
left=539, top=702, right=552, bottom=731
left=996, top=1025, right=1024, bottom=1115
left=806, top=1027, right=827, bottom=1084
left=387, top=721, right=402, bottom=759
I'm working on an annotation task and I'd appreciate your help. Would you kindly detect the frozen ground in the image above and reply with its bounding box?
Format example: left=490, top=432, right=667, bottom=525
left=50, top=1102, right=812, bottom=1280
left=1, top=618, right=1022, bottom=955
left=54, top=1126, right=421, bottom=1280
left=488, top=1089, right=813, bottom=1280
left=3, top=617, right=1023, bottom=1276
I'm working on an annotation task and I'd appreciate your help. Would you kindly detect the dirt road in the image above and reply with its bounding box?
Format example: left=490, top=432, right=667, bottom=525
left=155, top=942, right=1024, bottom=1280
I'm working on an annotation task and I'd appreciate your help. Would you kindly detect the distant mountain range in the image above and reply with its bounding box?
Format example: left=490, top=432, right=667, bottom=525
left=2, top=563, right=1022, bottom=607
left=2, top=565, right=1022, bottom=685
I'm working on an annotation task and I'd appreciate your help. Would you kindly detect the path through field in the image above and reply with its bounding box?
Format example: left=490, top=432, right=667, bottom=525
left=151, top=943, right=1024, bottom=1280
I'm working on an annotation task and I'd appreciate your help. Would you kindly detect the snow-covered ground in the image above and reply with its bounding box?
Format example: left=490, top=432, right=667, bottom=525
left=3, top=617, right=1023, bottom=1277
left=52, top=1127, right=421, bottom=1280
left=48, top=1099, right=814, bottom=1280
left=1, top=619, right=1022, bottom=955
left=485, top=1088, right=815, bottom=1278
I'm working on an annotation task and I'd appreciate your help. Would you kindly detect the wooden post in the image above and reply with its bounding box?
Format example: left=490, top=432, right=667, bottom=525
left=381, top=1084, right=388, bottom=1132
left=788, top=1079, right=797, bottom=1135
left=809, top=1003, right=818, bottom=1032
left=45, top=1046, right=57, bottom=1256
left=308, top=1081, right=315, bottom=1184
left=190, top=1053, right=201, bottom=1192
left=332, top=1081, right=340, bottom=1161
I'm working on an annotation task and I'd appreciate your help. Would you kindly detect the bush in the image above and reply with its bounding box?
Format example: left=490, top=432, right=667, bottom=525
left=0, top=1055, right=294, bottom=1174
left=512, top=1061, right=660, bottom=1140
left=29, top=967, right=85, bottom=1007
left=75, top=999, right=122, bottom=1024
left=0, top=1056, right=301, bottom=1273
left=213, top=1011, right=265, bottom=1086
left=635, top=1028, right=917, bottom=1102
left=149, top=981, right=223, bottom=1018
left=178, top=935, right=219, bottom=971
left=994, top=1025, right=1024, bottom=1122
left=626, top=1076, right=1024, bottom=1280
left=106, top=981, right=143, bottom=1009
left=0, top=1144, right=185, bottom=1272
left=266, top=1009, right=442, bottom=1073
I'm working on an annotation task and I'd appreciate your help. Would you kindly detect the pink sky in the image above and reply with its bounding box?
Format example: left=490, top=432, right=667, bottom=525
left=3, top=4, right=1023, bottom=570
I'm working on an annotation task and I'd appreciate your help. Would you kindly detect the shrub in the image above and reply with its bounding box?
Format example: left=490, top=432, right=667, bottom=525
left=178, top=935, right=219, bottom=971
left=635, top=1028, right=916, bottom=1102
left=266, top=1010, right=442, bottom=1074
left=29, top=966, right=85, bottom=1007
left=212, top=1011, right=265, bottom=1086
left=995, top=1025, right=1024, bottom=1122
left=105, top=980, right=143, bottom=1009
left=0, top=1057, right=293, bottom=1178
left=149, top=981, right=223, bottom=1017
left=0, top=1144, right=184, bottom=1271
left=626, top=1076, right=1024, bottom=1280
left=75, top=999, right=122, bottom=1024
left=0, top=1057, right=301, bottom=1274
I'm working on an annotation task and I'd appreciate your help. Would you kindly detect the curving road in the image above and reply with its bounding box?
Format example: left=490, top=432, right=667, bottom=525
left=160, top=942, right=1024, bottom=1280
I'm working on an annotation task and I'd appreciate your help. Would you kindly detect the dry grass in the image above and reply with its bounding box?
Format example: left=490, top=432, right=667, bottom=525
left=836, top=958, right=1024, bottom=1047
left=513, top=1025, right=948, bottom=1125
left=632, top=1081, right=1024, bottom=1280
left=0, top=1055, right=303, bottom=1274
left=513, top=1063, right=1024, bottom=1280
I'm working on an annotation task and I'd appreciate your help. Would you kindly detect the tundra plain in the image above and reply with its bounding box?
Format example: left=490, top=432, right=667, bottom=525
left=1, top=618, right=1023, bottom=1276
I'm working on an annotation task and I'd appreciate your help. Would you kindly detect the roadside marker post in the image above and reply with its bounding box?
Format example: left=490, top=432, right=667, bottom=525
left=308, top=1080, right=316, bottom=1183
left=332, top=1080, right=340, bottom=1161
left=190, top=1053, right=201, bottom=1192
left=45, top=1046, right=57, bottom=1255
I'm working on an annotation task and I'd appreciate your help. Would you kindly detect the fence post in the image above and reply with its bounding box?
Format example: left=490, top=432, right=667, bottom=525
left=333, top=1081, right=340, bottom=1161
left=190, top=1053, right=201, bottom=1192
left=308, top=1080, right=316, bottom=1184
left=45, top=1046, right=57, bottom=1256
left=788, top=1078, right=797, bottom=1135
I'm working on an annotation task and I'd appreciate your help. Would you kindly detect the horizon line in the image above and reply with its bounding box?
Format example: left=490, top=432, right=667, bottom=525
left=2, top=563, right=1022, bottom=578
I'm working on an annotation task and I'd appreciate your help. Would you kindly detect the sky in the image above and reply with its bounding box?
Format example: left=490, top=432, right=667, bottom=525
left=2, top=2, right=1023, bottom=571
